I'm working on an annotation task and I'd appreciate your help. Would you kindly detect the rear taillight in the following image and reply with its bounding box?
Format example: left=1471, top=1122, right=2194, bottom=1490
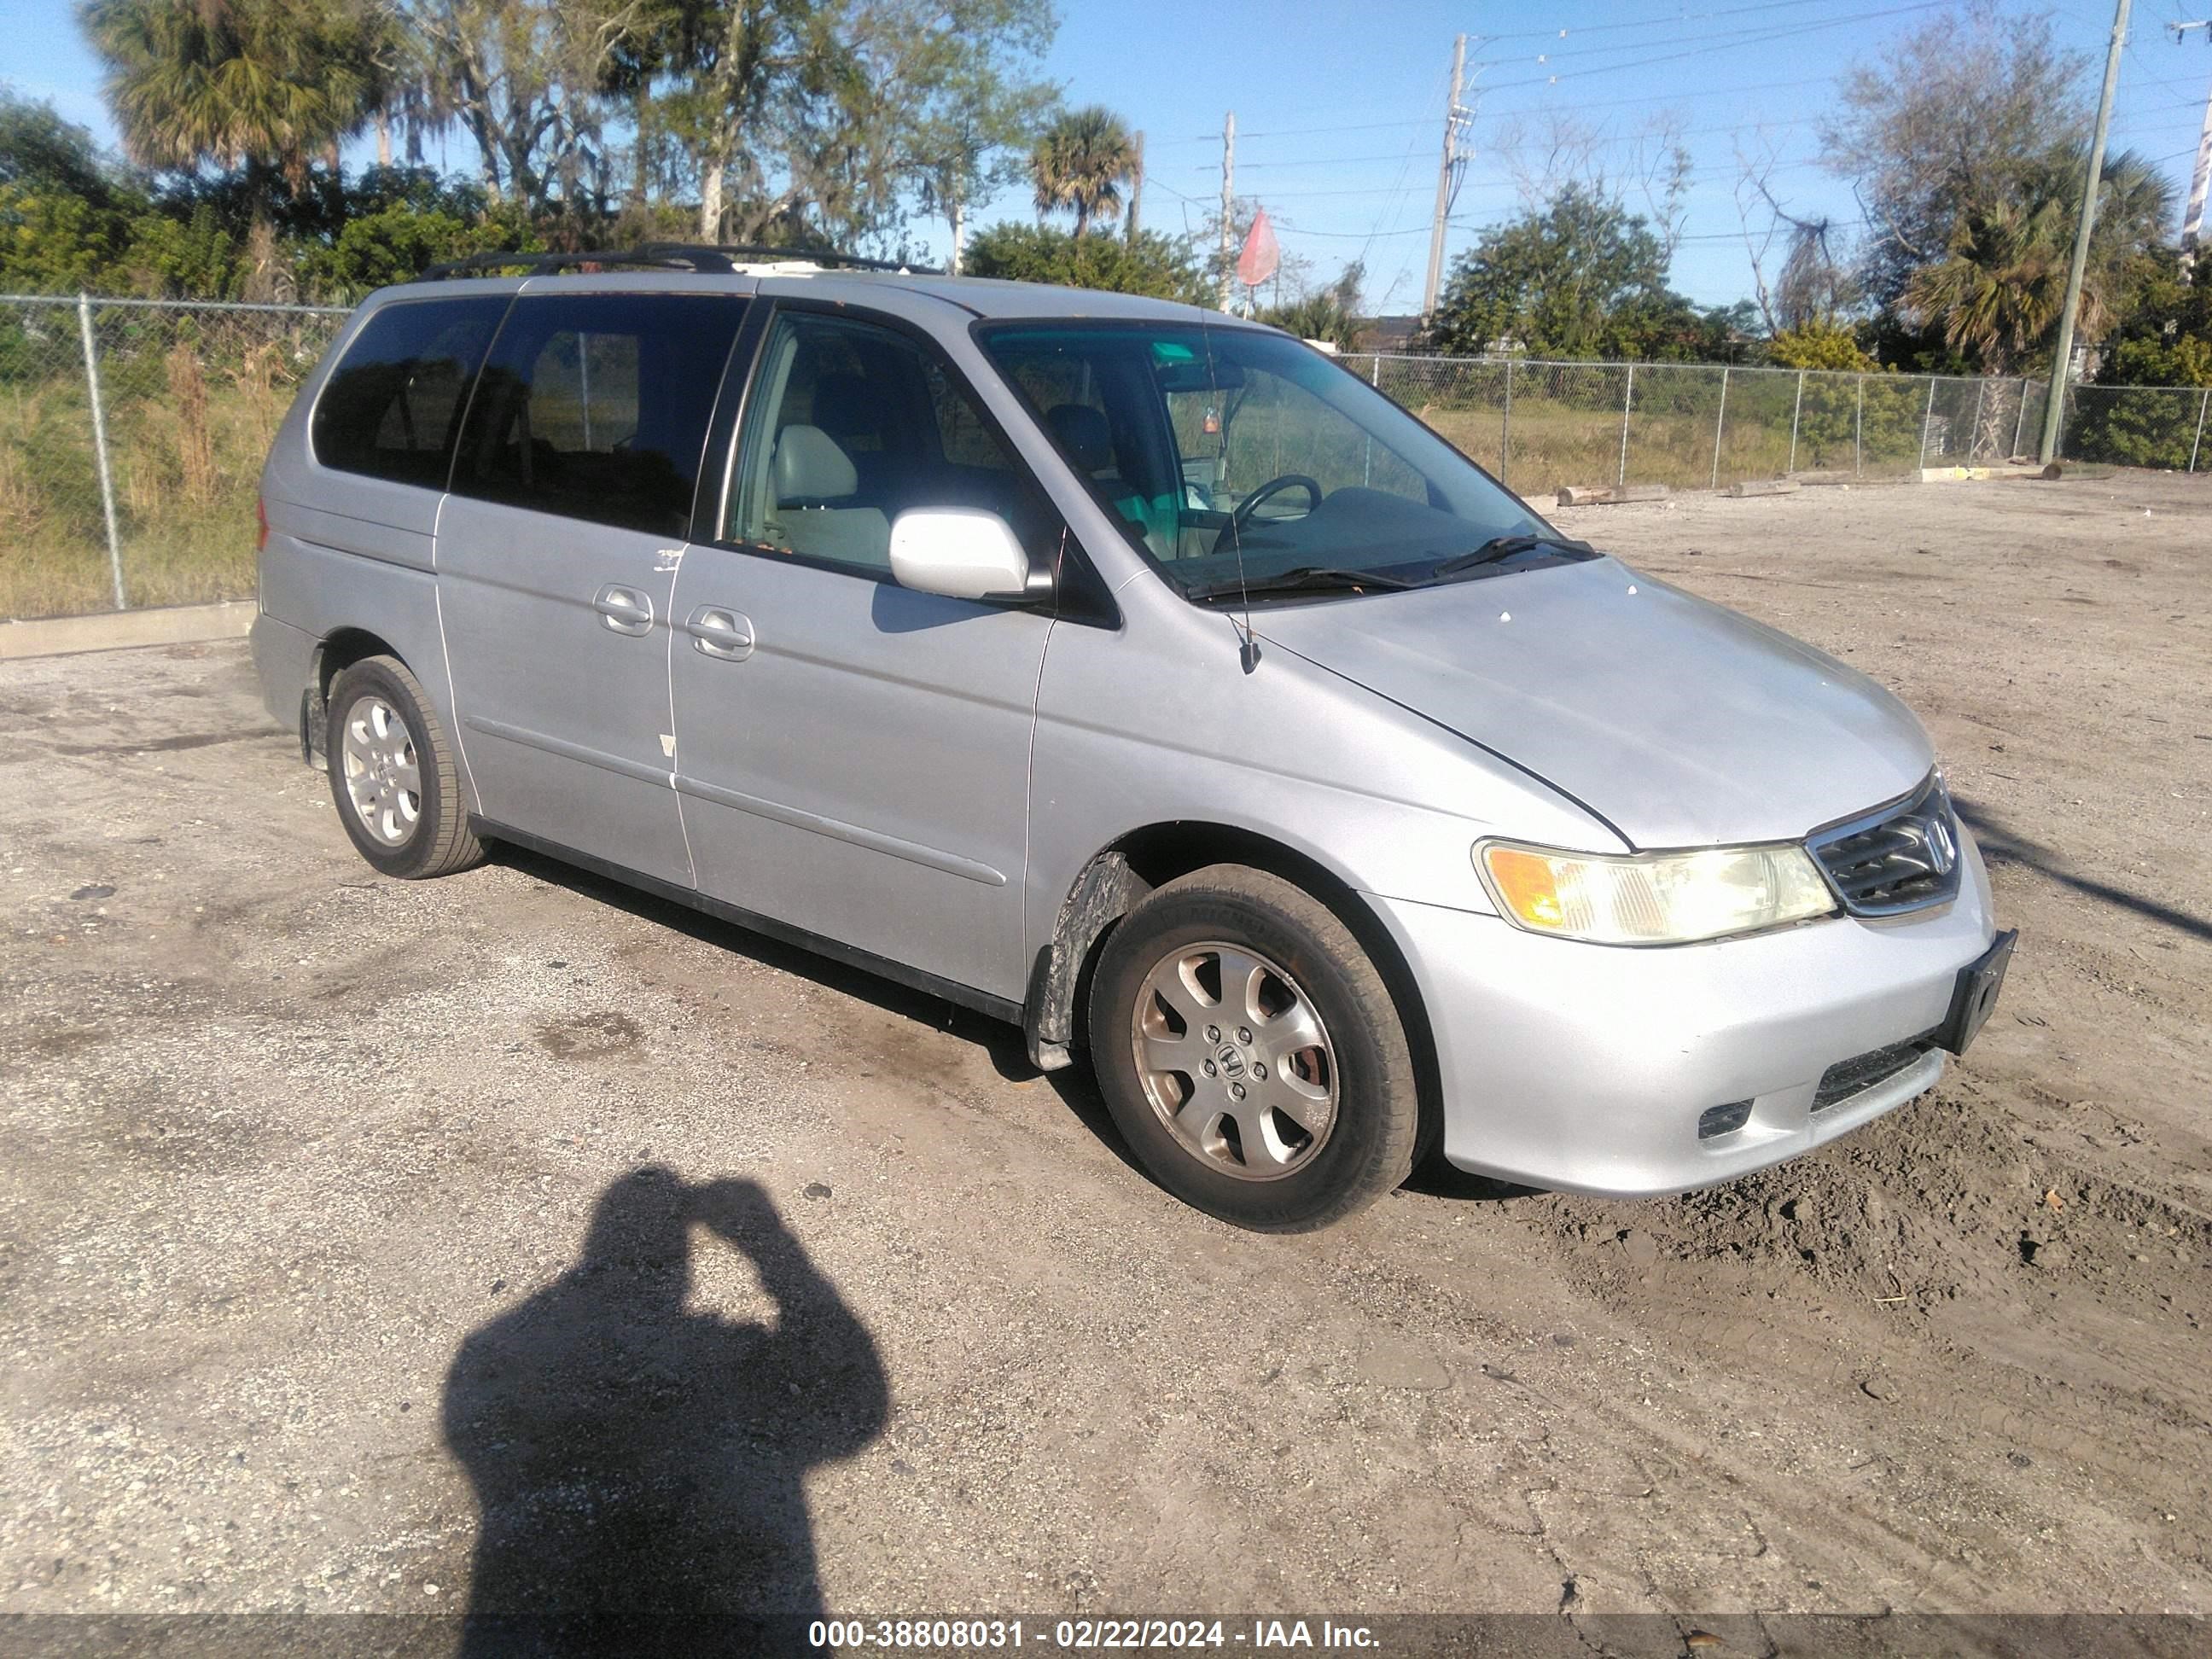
left=255, top=495, right=269, bottom=552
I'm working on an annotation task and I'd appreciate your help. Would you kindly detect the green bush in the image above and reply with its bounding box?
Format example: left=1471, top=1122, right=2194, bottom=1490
left=963, top=224, right=1209, bottom=304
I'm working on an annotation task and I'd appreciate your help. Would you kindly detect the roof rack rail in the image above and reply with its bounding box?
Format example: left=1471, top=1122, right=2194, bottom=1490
left=413, top=242, right=934, bottom=282
left=633, top=242, right=934, bottom=274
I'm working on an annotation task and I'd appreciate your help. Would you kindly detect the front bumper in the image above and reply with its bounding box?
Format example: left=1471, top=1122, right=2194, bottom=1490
left=1366, top=835, right=2000, bottom=1195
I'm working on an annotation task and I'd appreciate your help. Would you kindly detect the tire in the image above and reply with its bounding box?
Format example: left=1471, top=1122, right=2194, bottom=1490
left=1087, top=864, right=1420, bottom=1231
left=324, top=655, right=483, bottom=880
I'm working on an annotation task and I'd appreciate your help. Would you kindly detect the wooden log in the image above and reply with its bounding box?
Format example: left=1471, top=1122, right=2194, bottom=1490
left=1556, top=483, right=1672, bottom=506
left=1726, top=478, right=1802, bottom=498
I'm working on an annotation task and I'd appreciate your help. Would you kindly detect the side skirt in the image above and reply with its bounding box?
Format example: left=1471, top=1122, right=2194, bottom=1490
left=469, top=817, right=1024, bottom=1027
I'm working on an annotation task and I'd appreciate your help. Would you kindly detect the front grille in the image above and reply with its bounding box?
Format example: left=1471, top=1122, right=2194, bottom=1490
left=1812, top=1037, right=1931, bottom=1113
left=1807, top=774, right=1963, bottom=916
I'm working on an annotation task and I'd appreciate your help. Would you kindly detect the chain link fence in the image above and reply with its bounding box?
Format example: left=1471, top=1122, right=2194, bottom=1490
left=1343, top=354, right=2102, bottom=495
left=2, top=294, right=2206, bottom=623
left=2, top=294, right=349, bottom=621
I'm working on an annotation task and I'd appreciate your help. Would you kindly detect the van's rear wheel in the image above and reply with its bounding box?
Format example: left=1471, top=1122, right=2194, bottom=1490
left=1088, top=865, right=1419, bottom=1231
left=325, top=655, right=482, bottom=879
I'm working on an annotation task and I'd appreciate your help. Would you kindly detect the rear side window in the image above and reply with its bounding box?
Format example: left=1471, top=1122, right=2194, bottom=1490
left=311, top=298, right=508, bottom=488
left=451, top=293, right=748, bottom=537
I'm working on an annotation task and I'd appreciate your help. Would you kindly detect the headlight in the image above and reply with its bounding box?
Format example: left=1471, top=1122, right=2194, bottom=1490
left=1476, top=839, right=1836, bottom=946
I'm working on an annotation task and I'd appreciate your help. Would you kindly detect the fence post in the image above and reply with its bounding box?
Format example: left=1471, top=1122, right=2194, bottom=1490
left=1854, top=375, right=1865, bottom=474
left=1500, top=356, right=1514, bottom=487
left=2011, top=378, right=2030, bottom=460
left=1360, top=357, right=1379, bottom=486
left=1616, top=362, right=1635, bottom=489
left=1709, top=365, right=1730, bottom=491
left=1787, top=369, right=1806, bottom=474
left=1968, top=378, right=1986, bottom=463
left=76, top=292, right=129, bottom=611
left=2192, top=388, right=2208, bottom=475
left=1918, top=376, right=1937, bottom=469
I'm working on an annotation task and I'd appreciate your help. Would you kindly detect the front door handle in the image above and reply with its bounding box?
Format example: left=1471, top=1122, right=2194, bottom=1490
left=593, top=584, right=655, bottom=637
left=686, top=605, right=755, bottom=661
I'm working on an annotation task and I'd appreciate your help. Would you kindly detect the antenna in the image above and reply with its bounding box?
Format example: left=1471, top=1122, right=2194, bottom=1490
left=1196, top=323, right=1258, bottom=671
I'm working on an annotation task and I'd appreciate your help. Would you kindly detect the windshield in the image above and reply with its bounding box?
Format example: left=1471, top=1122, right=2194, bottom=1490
left=976, top=321, right=1584, bottom=601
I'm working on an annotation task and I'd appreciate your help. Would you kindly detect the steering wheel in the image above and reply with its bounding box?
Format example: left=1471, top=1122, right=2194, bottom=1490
left=1230, top=474, right=1323, bottom=536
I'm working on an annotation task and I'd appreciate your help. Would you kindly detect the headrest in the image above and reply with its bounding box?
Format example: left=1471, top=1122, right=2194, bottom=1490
left=810, top=373, right=876, bottom=441
left=1047, top=403, right=1115, bottom=474
left=772, top=424, right=858, bottom=504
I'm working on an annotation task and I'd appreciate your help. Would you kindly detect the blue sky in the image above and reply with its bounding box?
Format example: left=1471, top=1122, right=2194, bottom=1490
left=7, top=0, right=2210, bottom=310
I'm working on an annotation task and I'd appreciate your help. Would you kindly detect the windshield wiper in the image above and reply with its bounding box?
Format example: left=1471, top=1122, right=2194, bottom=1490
left=1427, top=533, right=1594, bottom=579
left=1184, top=565, right=1423, bottom=603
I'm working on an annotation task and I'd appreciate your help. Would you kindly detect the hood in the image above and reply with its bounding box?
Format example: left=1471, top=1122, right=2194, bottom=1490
left=1254, top=556, right=1932, bottom=848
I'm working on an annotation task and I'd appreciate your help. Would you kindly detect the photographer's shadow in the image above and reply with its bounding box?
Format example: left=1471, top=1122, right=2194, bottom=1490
left=444, top=1168, right=888, bottom=1653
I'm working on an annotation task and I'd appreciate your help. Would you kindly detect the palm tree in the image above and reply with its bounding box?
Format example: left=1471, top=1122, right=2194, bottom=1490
left=1906, top=196, right=2072, bottom=375
left=81, top=0, right=382, bottom=295
left=1029, top=105, right=1135, bottom=240
left=1906, top=148, right=2180, bottom=376
left=79, top=0, right=380, bottom=189
left=2087, top=149, right=2180, bottom=262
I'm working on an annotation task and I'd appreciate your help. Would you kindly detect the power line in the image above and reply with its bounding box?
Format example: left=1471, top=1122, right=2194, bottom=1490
left=1272, top=213, right=1874, bottom=246
left=1470, top=1, right=1936, bottom=67
left=1352, top=69, right=1442, bottom=286
left=1148, top=76, right=1845, bottom=147
left=1243, top=153, right=1836, bottom=202
left=1470, top=0, right=1875, bottom=46
left=1196, top=93, right=2207, bottom=180
left=1479, top=2, right=1950, bottom=91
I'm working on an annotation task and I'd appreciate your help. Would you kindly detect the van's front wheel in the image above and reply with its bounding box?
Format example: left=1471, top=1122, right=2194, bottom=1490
left=1088, top=865, right=1419, bottom=1231
left=325, top=655, right=482, bottom=879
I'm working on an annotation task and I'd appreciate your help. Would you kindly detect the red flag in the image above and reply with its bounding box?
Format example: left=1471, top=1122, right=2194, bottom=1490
left=1237, top=209, right=1280, bottom=289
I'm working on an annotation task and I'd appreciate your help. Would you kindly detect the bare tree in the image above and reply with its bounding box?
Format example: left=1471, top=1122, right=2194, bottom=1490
left=1493, top=108, right=1691, bottom=256
left=1735, top=131, right=1854, bottom=336
left=1494, top=109, right=1605, bottom=210
left=407, top=0, right=640, bottom=211
left=1819, top=0, right=2088, bottom=306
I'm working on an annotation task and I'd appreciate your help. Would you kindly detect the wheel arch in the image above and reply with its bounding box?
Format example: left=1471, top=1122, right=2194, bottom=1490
left=1024, top=820, right=1443, bottom=1161
left=303, top=626, right=405, bottom=767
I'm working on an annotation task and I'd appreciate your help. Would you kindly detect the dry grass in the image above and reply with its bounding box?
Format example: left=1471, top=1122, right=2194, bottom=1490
left=2, top=308, right=334, bottom=619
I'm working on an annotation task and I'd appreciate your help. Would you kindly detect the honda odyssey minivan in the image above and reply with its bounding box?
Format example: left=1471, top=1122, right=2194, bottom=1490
left=251, top=246, right=2013, bottom=1231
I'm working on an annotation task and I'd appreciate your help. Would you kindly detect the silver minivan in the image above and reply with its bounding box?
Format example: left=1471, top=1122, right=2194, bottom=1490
left=251, top=247, right=2013, bottom=1231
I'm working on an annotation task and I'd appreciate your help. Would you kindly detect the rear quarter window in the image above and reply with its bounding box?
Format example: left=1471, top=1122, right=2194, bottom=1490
left=310, top=297, right=509, bottom=487
left=450, top=293, right=750, bottom=538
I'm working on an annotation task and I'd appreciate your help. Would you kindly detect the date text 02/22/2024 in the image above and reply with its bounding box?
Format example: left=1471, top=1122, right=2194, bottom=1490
left=806, top=1619, right=1380, bottom=1650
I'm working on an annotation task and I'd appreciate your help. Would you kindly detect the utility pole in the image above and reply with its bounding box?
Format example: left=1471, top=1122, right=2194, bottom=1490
left=2174, top=20, right=2211, bottom=253
left=2039, top=0, right=2130, bottom=465
left=1126, top=130, right=1145, bottom=240
left=1220, top=111, right=1236, bottom=312
left=1422, top=34, right=1469, bottom=321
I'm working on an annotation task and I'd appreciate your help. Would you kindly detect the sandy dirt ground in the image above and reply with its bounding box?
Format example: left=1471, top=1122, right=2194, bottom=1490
left=1, top=473, right=2207, bottom=1638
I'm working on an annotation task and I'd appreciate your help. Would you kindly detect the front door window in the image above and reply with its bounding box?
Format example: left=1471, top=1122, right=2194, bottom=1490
left=728, top=312, right=1057, bottom=579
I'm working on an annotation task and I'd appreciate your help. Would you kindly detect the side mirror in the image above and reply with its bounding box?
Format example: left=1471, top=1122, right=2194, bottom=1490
left=888, top=508, right=1032, bottom=602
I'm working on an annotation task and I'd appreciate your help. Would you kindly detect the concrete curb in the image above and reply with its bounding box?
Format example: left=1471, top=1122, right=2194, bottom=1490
left=0, top=599, right=255, bottom=661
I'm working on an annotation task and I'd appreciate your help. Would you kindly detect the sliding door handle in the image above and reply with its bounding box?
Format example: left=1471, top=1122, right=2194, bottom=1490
left=593, top=585, right=655, bottom=636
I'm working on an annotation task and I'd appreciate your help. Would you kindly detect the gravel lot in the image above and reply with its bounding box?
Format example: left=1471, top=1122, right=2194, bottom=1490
left=2, top=473, right=2208, bottom=1633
